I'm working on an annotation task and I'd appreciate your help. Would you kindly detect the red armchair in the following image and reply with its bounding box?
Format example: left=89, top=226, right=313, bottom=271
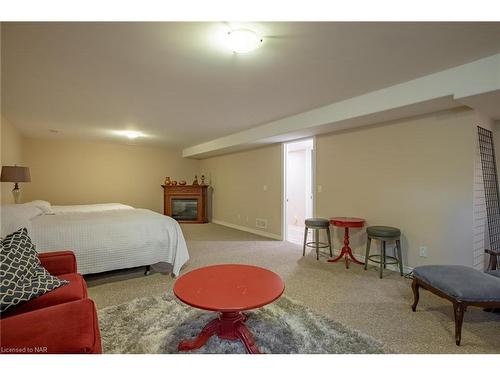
left=0, top=251, right=102, bottom=354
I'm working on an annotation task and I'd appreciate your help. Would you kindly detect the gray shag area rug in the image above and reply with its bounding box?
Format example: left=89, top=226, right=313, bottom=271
left=98, top=294, right=385, bottom=354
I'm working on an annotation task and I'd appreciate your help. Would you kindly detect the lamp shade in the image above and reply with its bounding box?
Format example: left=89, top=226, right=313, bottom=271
left=0, top=166, right=31, bottom=183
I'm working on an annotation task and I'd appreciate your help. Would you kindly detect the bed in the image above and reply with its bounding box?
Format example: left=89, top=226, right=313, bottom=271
left=50, top=202, right=134, bottom=214
left=0, top=201, right=189, bottom=276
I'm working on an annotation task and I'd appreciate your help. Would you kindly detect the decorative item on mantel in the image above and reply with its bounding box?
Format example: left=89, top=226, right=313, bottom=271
left=0, top=165, right=31, bottom=204
left=192, top=175, right=199, bottom=186
left=201, top=175, right=206, bottom=186
left=164, top=177, right=186, bottom=186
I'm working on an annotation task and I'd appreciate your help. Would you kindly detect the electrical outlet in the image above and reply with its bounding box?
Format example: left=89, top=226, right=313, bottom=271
left=256, top=218, right=267, bottom=229
left=246, top=216, right=249, bottom=223
left=317, top=185, right=322, bottom=193
left=419, top=246, right=428, bottom=258
left=237, top=214, right=241, bottom=221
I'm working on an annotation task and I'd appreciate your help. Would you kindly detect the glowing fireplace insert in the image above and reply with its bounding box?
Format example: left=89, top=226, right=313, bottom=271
left=162, top=185, right=209, bottom=223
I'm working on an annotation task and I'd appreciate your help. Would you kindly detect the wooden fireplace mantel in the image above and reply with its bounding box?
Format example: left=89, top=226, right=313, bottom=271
left=162, top=184, right=208, bottom=223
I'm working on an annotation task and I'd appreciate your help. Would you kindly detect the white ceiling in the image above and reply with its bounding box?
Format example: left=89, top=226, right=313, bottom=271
left=2, top=22, right=500, bottom=147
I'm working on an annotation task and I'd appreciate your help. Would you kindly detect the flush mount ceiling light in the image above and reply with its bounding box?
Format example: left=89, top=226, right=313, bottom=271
left=115, top=130, right=144, bottom=139
left=224, top=29, right=263, bottom=53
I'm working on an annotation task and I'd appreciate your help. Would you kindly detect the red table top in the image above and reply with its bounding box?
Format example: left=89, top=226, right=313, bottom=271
left=329, top=217, right=365, bottom=228
left=173, top=264, right=285, bottom=313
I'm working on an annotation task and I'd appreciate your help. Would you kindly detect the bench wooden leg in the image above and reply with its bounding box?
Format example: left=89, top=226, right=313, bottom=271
left=453, top=302, right=465, bottom=346
left=411, top=278, right=420, bottom=312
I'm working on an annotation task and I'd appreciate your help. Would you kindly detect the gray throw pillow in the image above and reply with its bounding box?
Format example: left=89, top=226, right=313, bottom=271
left=0, top=227, right=69, bottom=313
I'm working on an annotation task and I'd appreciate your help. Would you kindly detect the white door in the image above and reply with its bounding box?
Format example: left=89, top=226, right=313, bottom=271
left=284, top=139, right=314, bottom=244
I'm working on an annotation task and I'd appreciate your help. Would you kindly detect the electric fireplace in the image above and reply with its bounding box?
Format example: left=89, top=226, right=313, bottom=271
left=162, top=184, right=209, bottom=223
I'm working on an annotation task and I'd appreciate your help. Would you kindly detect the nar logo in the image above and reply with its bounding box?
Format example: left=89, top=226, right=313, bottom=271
left=0, top=346, right=48, bottom=353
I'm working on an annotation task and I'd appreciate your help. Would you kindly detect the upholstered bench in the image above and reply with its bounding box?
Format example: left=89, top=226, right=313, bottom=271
left=411, top=265, right=500, bottom=346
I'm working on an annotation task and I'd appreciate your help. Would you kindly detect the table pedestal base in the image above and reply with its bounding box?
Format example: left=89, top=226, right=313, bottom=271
left=327, top=245, right=365, bottom=268
left=327, top=226, right=364, bottom=269
left=178, top=312, right=260, bottom=354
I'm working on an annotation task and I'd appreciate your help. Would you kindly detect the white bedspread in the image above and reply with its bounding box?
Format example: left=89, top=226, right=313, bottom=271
left=29, top=208, right=189, bottom=276
left=51, top=203, right=133, bottom=214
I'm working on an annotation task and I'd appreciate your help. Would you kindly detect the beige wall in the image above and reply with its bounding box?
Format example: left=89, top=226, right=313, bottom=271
left=201, top=108, right=479, bottom=268
left=3, top=106, right=487, bottom=268
left=200, top=144, right=282, bottom=237
left=1, top=117, right=24, bottom=204
left=494, top=120, right=500, bottom=170
left=316, top=108, right=476, bottom=268
left=22, top=138, right=200, bottom=213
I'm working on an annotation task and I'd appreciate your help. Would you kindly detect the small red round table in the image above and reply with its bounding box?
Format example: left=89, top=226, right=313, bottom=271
left=328, top=217, right=365, bottom=269
left=173, top=264, right=285, bottom=354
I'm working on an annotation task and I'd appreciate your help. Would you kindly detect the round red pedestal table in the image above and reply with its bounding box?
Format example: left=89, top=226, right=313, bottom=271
left=173, top=264, right=285, bottom=354
left=328, top=217, right=365, bottom=269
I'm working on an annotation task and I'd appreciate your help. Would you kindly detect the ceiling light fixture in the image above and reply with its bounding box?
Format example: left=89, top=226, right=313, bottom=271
left=224, top=29, right=263, bottom=54
left=115, top=130, right=144, bottom=139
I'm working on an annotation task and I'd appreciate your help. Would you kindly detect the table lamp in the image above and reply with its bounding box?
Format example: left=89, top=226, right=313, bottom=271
left=0, top=165, right=31, bottom=204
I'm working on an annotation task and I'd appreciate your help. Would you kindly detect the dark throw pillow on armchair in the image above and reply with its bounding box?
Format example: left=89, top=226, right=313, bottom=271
left=0, top=227, right=69, bottom=313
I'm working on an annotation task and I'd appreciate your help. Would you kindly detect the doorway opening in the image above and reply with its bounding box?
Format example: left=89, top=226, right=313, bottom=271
left=283, top=138, right=314, bottom=244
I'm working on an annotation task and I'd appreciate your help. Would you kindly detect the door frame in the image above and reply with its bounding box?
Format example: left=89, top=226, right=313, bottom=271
left=281, top=137, right=316, bottom=242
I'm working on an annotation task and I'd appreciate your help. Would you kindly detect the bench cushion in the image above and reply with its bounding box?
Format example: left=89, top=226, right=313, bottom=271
left=413, top=265, right=500, bottom=303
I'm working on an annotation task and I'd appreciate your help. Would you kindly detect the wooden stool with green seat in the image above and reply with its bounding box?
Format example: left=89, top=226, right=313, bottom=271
left=364, top=226, right=404, bottom=278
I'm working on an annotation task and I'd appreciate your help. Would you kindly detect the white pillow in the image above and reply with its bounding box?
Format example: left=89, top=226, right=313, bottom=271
left=0, top=204, right=43, bottom=238
left=26, top=200, right=54, bottom=215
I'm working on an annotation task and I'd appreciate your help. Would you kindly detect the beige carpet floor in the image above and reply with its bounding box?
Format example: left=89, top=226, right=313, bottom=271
left=86, top=223, right=500, bottom=354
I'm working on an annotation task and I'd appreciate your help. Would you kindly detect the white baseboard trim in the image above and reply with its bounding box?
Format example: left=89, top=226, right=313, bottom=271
left=212, top=220, right=282, bottom=240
